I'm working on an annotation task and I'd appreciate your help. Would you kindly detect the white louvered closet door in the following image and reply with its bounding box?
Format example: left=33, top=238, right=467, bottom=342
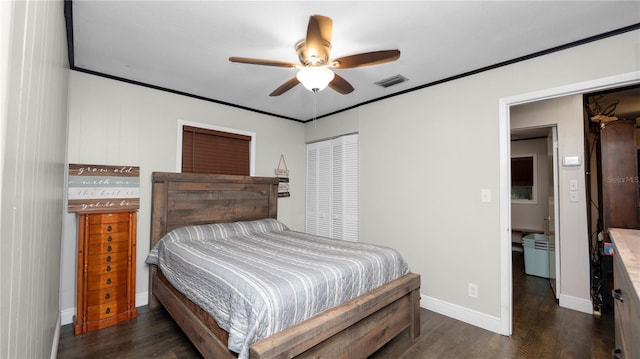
left=305, top=146, right=318, bottom=235
left=306, top=140, right=332, bottom=237
left=341, top=135, right=359, bottom=241
left=306, top=134, right=358, bottom=241
left=332, top=138, right=343, bottom=239
left=317, top=142, right=332, bottom=237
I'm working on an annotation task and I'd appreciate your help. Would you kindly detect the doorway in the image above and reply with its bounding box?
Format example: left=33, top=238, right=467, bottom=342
left=510, top=126, right=560, bottom=307
left=497, top=71, right=640, bottom=336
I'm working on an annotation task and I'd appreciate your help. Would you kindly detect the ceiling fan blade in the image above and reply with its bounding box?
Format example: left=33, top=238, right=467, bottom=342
left=310, top=15, right=333, bottom=45
left=328, top=73, right=354, bottom=95
left=229, top=57, right=298, bottom=68
left=332, top=50, right=400, bottom=69
left=269, top=76, right=300, bottom=96
left=305, top=15, right=333, bottom=64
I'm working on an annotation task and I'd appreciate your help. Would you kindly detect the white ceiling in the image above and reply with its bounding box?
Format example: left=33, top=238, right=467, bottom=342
left=70, top=1, right=640, bottom=122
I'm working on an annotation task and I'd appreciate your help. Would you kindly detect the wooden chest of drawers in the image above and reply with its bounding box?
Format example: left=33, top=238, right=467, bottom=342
left=74, top=211, right=137, bottom=335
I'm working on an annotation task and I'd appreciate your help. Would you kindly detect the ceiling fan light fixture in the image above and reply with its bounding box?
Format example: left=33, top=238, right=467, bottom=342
left=296, top=67, right=335, bottom=92
left=229, top=15, right=399, bottom=96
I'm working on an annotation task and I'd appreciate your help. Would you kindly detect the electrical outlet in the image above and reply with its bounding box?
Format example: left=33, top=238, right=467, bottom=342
left=468, top=283, right=478, bottom=298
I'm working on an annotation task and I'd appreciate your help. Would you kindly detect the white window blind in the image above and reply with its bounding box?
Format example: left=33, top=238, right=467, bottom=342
left=306, top=134, right=359, bottom=241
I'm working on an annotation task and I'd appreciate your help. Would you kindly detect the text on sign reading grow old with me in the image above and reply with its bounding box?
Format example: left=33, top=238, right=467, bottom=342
left=67, top=164, right=140, bottom=213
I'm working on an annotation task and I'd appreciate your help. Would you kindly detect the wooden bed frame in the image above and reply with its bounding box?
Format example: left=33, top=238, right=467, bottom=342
left=148, top=172, right=421, bottom=358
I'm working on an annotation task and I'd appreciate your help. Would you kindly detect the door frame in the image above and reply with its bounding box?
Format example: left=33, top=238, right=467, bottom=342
left=498, top=71, right=640, bottom=336
left=548, top=126, right=561, bottom=299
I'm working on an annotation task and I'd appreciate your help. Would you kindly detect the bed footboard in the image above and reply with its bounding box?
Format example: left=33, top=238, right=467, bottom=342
left=250, top=272, right=421, bottom=359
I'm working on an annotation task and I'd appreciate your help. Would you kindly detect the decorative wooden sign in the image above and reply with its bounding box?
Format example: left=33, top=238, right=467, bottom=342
left=278, top=177, right=290, bottom=198
left=275, top=155, right=290, bottom=198
left=67, top=164, right=140, bottom=213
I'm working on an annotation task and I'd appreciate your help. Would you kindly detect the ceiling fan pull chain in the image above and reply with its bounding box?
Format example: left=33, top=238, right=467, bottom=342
left=313, top=89, right=318, bottom=126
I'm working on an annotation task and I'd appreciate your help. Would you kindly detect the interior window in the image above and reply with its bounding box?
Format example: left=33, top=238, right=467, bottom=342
left=511, top=155, right=536, bottom=202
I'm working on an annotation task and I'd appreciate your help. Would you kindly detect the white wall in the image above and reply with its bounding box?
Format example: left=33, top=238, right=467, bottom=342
left=310, top=29, right=640, bottom=330
left=60, top=71, right=306, bottom=322
left=305, top=107, right=360, bottom=144
left=0, top=0, right=69, bottom=357
left=511, top=138, right=549, bottom=233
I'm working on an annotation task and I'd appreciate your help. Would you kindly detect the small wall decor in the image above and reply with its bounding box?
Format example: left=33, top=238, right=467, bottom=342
left=67, top=163, right=140, bottom=212
left=275, top=155, right=290, bottom=198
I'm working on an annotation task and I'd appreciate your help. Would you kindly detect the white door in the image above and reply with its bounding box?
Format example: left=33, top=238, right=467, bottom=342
left=547, top=127, right=560, bottom=298
left=306, top=140, right=332, bottom=237
left=306, top=134, right=359, bottom=241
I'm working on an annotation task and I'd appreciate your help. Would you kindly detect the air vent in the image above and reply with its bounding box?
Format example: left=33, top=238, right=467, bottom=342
left=374, top=74, right=408, bottom=88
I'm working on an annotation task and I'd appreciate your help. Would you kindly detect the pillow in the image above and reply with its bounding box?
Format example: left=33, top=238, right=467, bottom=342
left=232, top=218, right=288, bottom=236
left=146, top=218, right=288, bottom=265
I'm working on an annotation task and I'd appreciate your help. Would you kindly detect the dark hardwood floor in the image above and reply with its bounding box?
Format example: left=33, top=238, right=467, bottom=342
left=58, top=252, right=614, bottom=358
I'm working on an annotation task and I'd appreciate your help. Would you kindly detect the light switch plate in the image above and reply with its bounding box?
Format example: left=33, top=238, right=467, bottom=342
left=570, top=190, right=578, bottom=202
left=481, top=189, right=491, bottom=203
left=569, top=180, right=578, bottom=190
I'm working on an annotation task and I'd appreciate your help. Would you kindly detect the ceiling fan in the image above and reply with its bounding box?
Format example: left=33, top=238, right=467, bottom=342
left=229, top=15, right=400, bottom=96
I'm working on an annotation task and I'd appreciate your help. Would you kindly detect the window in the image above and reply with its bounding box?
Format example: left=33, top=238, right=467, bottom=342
left=181, top=125, right=251, bottom=175
left=306, top=134, right=358, bottom=241
left=511, top=154, right=537, bottom=203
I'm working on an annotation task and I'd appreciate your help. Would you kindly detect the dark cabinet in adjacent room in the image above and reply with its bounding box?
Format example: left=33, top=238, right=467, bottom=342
left=599, top=118, right=639, bottom=236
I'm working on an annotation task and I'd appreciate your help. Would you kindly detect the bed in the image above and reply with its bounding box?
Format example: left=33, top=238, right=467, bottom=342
left=148, top=172, right=421, bottom=359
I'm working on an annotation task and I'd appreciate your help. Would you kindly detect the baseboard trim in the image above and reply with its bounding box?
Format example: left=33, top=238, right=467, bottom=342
left=61, top=291, right=151, bottom=325
left=50, top=313, right=61, bottom=359
left=136, top=291, right=149, bottom=307
left=59, top=291, right=592, bottom=335
left=559, top=294, right=592, bottom=314
left=420, top=293, right=502, bottom=334
left=60, top=307, right=74, bottom=326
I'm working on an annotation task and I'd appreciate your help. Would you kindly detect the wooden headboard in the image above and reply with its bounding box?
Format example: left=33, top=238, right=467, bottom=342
left=149, top=172, right=279, bottom=249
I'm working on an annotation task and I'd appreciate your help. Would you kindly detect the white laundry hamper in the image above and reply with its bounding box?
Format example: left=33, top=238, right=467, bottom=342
left=522, top=233, right=550, bottom=278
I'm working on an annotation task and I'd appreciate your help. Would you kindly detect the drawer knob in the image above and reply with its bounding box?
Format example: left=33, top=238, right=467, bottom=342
left=106, top=278, right=112, bottom=285
left=107, top=225, right=112, bottom=232
left=105, top=293, right=111, bottom=300
left=107, top=235, right=113, bottom=242
left=105, top=307, right=111, bottom=314
left=107, top=245, right=112, bottom=252
left=106, top=265, right=112, bottom=272
left=612, top=289, right=623, bottom=303
left=106, top=255, right=111, bottom=262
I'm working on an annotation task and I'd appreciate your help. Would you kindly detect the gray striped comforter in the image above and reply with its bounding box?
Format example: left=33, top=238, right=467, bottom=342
left=146, top=218, right=408, bottom=359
